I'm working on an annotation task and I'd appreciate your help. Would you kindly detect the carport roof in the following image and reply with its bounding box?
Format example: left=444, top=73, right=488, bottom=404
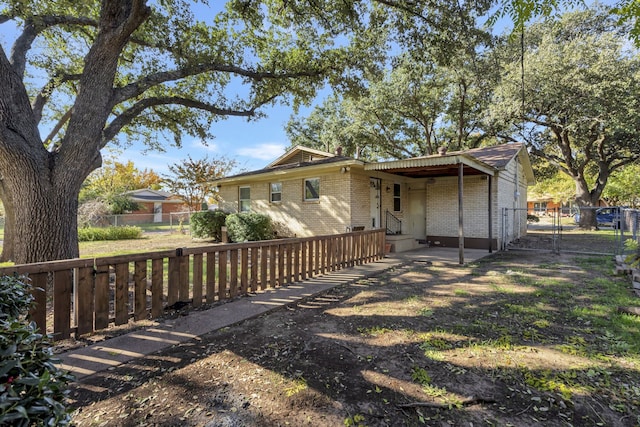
left=364, top=143, right=533, bottom=182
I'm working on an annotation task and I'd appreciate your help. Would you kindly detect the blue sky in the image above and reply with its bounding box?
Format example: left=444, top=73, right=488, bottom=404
left=117, top=101, right=306, bottom=175
left=0, top=2, right=310, bottom=176
left=0, top=1, right=613, bottom=177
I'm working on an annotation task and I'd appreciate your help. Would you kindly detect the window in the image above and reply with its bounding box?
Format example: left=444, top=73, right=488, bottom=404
left=270, top=182, right=282, bottom=203
left=393, top=183, right=401, bottom=211
left=534, top=202, right=547, bottom=213
left=239, top=186, right=250, bottom=212
left=304, top=178, right=320, bottom=201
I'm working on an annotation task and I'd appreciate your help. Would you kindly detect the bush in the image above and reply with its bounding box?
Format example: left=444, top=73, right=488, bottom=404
left=0, top=276, right=74, bottom=426
left=77, top=199, right=111, bottom=228
left=225, top=213, right=274, bottom=242
left=78, top=225, right=143, bottom=241
left=527, top=214, right=540, bottom=223
left=191, top=210, right=227, bottom=240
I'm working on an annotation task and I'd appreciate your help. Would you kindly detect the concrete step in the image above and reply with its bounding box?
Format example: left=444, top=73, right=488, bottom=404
left=616, top=264, right=633, bottom=275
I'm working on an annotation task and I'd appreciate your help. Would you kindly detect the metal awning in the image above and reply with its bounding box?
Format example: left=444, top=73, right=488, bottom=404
left=364, top=154, right=496, bottom=178
left=365, top=154, right=498, bottom=265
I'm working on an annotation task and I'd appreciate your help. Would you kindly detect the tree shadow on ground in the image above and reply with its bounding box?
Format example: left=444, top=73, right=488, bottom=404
left=70, top=252, right=640, bottom=426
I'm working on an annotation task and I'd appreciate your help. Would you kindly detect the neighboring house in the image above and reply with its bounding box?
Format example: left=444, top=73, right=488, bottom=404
left=527, top=196, right=607, bottom=217
left=212, top=144, right=535, bottom=252
left=125, top=189, right=187, bottom=223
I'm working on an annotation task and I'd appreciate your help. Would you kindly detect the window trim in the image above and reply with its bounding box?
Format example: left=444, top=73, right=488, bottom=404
left=270, top=182, right=282, bottom=203
left=303, top=177, right=320, bottom=202
left=393, top=183, right=401, bottom=212
left=239, top=186, right=251, bottom=212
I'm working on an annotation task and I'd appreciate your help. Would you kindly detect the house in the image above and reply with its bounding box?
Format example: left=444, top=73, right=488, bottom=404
left=212, top=144, right=535, bottom=256
left=527, top=196, right=607, bottom=217
left=125, top=189, right=187, bottom=223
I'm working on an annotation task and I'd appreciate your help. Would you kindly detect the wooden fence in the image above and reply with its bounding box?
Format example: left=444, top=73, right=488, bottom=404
left=0, top=229, right=385, bottom=341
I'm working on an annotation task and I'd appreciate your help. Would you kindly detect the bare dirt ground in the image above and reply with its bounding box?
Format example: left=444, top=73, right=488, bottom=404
left=69, top=248, right=640, bottom=427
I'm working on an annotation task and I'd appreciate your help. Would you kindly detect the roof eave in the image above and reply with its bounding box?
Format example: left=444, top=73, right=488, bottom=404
left=266, top=145, right=335, bottom=168
left=364, top=154, right=496, bottom=177
left=212, top=159, right=364, bottom=186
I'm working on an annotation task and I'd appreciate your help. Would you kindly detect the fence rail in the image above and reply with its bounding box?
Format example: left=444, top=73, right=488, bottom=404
left=0, top=229, right=385, bottom=341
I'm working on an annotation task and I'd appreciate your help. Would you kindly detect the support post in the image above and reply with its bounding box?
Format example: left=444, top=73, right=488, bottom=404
left=458, top=163, right=464, bottom=264
left=488, top=175, right=493, bottom=253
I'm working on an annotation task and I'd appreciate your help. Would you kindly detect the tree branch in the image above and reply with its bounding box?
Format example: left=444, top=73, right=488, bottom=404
left=372, top=0, right=432, bottom=23
left=101, top=95, right=276, bottom=145
left=43, top=108, right=72, bottom=151
left=32, top=73, right=82, bottom=123
left=112, top=63, right=324, bottom=106
left=528, top=145, right=572, bottom=177
left=0, top=14, right=14, bottom=25
left=10, top=15, right=97, bottom=77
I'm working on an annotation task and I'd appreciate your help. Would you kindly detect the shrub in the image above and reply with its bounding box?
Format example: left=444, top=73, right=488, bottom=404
left=527, top=214, right=540, bottom=223
left=0, top=275, right=74, bottom=426
left=78, top=225, right=143, bottom=241
left=225, top=213, right=274, bottom=242
left=191, top=210, right=227, bottom=240
left=77, top=199, right=111, bottom=228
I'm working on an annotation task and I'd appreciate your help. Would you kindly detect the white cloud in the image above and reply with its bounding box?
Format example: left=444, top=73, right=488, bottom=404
left=118, top=149, right=177, bottom=175
left=237, top=143, right=287, bottom=160
left=191, top=139, right=219, bottom=152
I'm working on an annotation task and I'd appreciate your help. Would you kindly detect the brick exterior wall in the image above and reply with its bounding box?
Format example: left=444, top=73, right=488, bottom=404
left=218, top=171, right=354, bottom=237
left=349, top=174, right=372, bottom=229
left=423, top=157, right=528, bottom=248
left=425, top=175, right=490, bottom=240
left=132, top=201, right=186, bottom=215
left=217, top=154, right=530, bottom=247
left=496, top=157, right=528, bottom=243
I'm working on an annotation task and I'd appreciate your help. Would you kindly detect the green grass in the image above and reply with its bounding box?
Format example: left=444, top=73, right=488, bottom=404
left=137, top=224, right=175, bottom=232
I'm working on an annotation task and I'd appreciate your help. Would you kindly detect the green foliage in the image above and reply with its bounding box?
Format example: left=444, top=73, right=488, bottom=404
left=78, top=226, right=143, bottom=242
left=522, top=368, right=574, bottom=400
left=287, top=42, right=497, bottom=160
left=81, top=157, right=162, bottom=204
left=190, top=210, right=227, bottom=240
left=528, top=170, right=575, bottom=205
left=106, top=194, right=141, bottom=215
left=603, top=164, right=640, bottom=207
left=411, top=366, right=432, bottom=386
left=527, top=214, right=540, bottom=223
left=0, top=275, right=33, bottom=320
left=624, top=238, right=638, bottom=253
left=225, top=213, right=274, bottom=242
left=0, top=275, right=73, bottom=426
left=490, top=0, right=585, bottom=31
left=491, top=6, right=640, bottom=212
left=163, top=156, right=238, bottom=211
left=344, top=413, right=365, bottom=427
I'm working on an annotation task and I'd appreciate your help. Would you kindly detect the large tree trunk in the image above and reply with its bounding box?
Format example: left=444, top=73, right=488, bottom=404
left=0, top=151, right=88, bottom=264
left=0, top=180, right=15, bottom=262
left=574, top=176, right=603, bottom=230
left=0, top=0, right=150, bottom=264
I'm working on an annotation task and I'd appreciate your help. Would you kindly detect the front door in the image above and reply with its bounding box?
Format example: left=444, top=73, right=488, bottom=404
left=153, top=202, right=162, bottom=223
left=370, top=178, right=381, bottom=228
left=408, top=190, right=426, bottom=240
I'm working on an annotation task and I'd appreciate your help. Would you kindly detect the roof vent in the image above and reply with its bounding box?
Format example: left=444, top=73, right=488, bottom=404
left=437, top=146, right=448, bottom=155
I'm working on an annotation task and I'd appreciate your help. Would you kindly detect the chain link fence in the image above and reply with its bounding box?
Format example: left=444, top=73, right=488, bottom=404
left=504, top=206, right=639, bottom=255
left=81, top=211, right=193, bottom=232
